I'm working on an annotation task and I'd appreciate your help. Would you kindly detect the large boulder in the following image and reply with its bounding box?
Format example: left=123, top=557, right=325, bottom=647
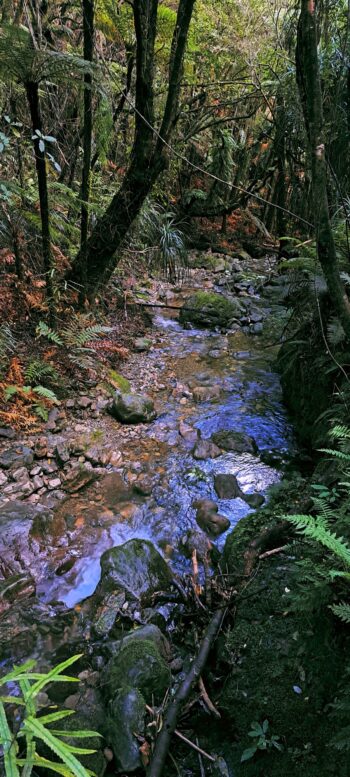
left=97, top=539, right=172, bottom=601
left=0, top=501, right=53, bottom=577
left=179, top=292, right=243, bottom=330
left=107, top=688, right=145, bottom=773
left=103, top=639, right=171, bottom=704
left=211, top=430, right=258, bottom=455
left=214, top=473, right=241, bottom=499
left=110, top=391, right=157, bottom=424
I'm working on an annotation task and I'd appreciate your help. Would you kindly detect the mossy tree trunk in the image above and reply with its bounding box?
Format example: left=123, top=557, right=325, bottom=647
left=26, top=80, right=55, bottom=320
left=79, top=0, right=94, bottom=302
left=296, top=0, right=350, bottom=339
left=68, top=0, right=196, bottom=298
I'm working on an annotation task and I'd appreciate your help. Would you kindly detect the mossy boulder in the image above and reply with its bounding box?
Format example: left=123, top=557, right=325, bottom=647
left=179, top=292, right=243, bottom=330
left=98, top=539, right=172, bottom=601
left=110, top=391, right=156, bottom=424
left=104, top=639, right=171, bottom=703
left=107, top=687, right=145, bottom=772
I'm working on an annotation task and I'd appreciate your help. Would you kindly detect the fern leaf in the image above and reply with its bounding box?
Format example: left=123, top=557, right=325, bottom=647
left=28, top=655, right=82, bottom=698
left=36, top=322, right=63, bottom=346
left=330, top=603, right=350, bottom=623
left=0, top=700, right=20, bottom=777
left=22, top=718, right=94, bottom=777
left=15, top=757, right=79, bottom=777
left=33, top=386, right=59, bottom=404
left=284, top=514, right=350, bottom=567
left=38, top=711, right=76, bottom=725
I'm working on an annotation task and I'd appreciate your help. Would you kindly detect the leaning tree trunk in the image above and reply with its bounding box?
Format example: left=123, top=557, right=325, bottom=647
left=26, top=80, right=55, bottom=320
left=79, top=0, right=94, bottom=301
left=68, top=0, right=195, bottom=297
left=296, top=0, right=350, bottom=339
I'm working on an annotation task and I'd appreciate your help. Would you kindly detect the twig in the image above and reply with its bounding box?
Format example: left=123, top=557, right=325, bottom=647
left=175, top=731, right=215, bottom=762
left=198, top=676, right=221, bottom=719
left=196, top=737, right=206, bottom=776
left=147, top=607, right=226, bottom=777
left=259, top=545, right=288, bottom=560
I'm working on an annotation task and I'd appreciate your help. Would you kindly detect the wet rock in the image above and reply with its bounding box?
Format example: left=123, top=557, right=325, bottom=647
left=193, top=439, right=222, bottom=460
left=0, top=501, right=53, bottom=576
left=42, top=460, right=59, bottom=474
left=85, top=446, right=113, bottom=467
left=46, top=407, right=66, bottom=432
left=243, top=492, right=265, bottom=508
left=192, top=385, right=221, bottom=402
left=211, top=430, right=258, bottom=455
left=98, top=539, right=172, bottom=601
left=134, top=337, right=152, bottom=352
left=0, top=574, right=35, bottom=615
left=54, top=442, right=70, bottom=466
left=132, top=476, right=154, bottom=496
left=92, top=591, right=126, bottom=637
left=0, top=427, right=16, bottom=440
left=179, top=421, right=199, bottom=444
left=179, top=292, right=243, bottom=330
left=34, top=437, right=48, bottom=458
left=181, top=528, right=212, bottom=561
left=104, top=639, right=171, bottom=704
left=79, top=396, right=93, bottom=409
left=0, top=445, right=34, bottom=470
left=214, top=473, right=241, bottom=499
left=110, top=391, right=157, bottom=424
left=107, top=688, right=145, bottom=773
left=0, top=470, right=8, bottom=486
left=12, top=466, right=30, bottom=482
left=63, top=464, right=99, bottom=493
left=193, top=498, right=230, bottom=537
left=109, top=624, right=170, bottom=661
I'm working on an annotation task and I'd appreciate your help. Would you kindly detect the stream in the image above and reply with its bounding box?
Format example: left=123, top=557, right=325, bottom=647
left=35, top=299, right=297, bottom=610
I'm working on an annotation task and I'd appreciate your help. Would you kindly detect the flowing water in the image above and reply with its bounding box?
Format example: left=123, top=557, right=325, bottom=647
left=36, top=306, right=297, bottom=609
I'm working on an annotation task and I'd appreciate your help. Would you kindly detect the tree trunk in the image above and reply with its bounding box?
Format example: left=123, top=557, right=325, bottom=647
left=68, top=0, right=195, bottom=297
left=26, top=80, right=55, bottom=319
left=79, top=0, right=94, bottom=301
left=296, top=0, right=350, bottom=339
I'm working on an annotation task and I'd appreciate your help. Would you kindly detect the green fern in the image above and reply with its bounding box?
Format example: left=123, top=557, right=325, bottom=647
left=330, top=602, right=350, bottom=623
left=0, top=655, right=100, bottom=777
left=285, top=514, right=350, bottom=568
left=25, top=361, right=59, bottom=387
left=36, top=322, right=63, bottom=346
left=0, top=324, right=17, bottom=373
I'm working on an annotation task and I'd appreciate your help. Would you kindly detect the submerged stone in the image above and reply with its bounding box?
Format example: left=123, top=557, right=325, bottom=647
left=214, top=473, right=241, bottom=499
left=193, top=498, right=230, bottom=537
left=211, top=430, right=258, bottom=455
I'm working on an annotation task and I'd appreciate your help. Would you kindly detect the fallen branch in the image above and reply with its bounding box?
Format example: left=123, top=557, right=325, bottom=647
left=199, top=676, right=221, bottom=719
left=147, top=606, right=226, bottom=777
left=145, top=705, right=215, bottom=762
left=259, top=545, right=288, bottom=560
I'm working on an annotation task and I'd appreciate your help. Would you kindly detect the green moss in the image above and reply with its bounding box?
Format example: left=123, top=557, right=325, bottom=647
left=104, top=639, right=171, bottom=703
left=179, top=291, right=243, bottom=329
left=109, top=370, right=131, bottom=393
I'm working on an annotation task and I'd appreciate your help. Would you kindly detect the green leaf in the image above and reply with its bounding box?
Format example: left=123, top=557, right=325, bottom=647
left=0, top=700, right=20, bottom=777
left=241, top=746, right=257, bottom=762
left=16, top=756, right=95, bottom=777
left=28, top=655, right=83, bottom=699
left=0, top=696, right=26, bottom=706
left=38, top=710, right=76, bottom=725
left=23, top=718, right=94, bottom=777
left=49, top=731, right=102, bottom=739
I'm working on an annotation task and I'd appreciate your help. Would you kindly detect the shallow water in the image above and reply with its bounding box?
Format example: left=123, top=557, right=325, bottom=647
left=37, top=311, right=297, bottom=608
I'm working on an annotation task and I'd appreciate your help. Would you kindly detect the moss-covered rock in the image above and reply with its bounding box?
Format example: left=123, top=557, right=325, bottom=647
left=110, top=391, right=156, bottom=424
left=98, top=539, right=172, bottom=601
left=179, top=292, right=243, bottom=330
left=104, top=639, right=171, bottom=703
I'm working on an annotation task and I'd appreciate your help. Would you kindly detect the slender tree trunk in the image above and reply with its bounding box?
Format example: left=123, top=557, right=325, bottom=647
left=275, top=90, right=286, bottom=241
left=296, top=0, right=350, bottom=339
left=68, top=0, right=196, bottom=297
left=26, top=80, right=55, bottom=319
left=79, top=0, right=94, bottom=301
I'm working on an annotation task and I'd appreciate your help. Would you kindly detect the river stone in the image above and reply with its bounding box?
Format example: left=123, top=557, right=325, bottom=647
left=104, top=639, right=171, bottom=703
left=192, top=385, right=221, bottom=402
left=63, top=464, right=99, bottom=493
left=110, top=391, right=157, bottom=424
left=243, top=492, right=265, bottom=508
left=193, top=439, right=222, bottom=460
left=108, top=624, right=170, bottom=660
left=134, top=337, right=152, bottom=352
left=211, top=430, right=258, bottom=455
left=98, top=539, right=172, bottom=600
left=179, top=292, right=243, bottom=330
left=107, top=687, right=145, bottom=772
left=214, top=474, right=242, bottom=499
left=0, top=427, right=16, bottom=440
left=193, top=498, right=230, bottom=537
left=0, top=445, right=34, bottom=470
left=0, top=501, right=53, bottom=576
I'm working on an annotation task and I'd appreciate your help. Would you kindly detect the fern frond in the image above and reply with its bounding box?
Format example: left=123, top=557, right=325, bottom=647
left=36, top=322, right=63, bottom=346
left=330, top=603, right=350, bottom=623
left=32, top=386, right=59, bottom=404
left=284, top=514, right=350, bottom=567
